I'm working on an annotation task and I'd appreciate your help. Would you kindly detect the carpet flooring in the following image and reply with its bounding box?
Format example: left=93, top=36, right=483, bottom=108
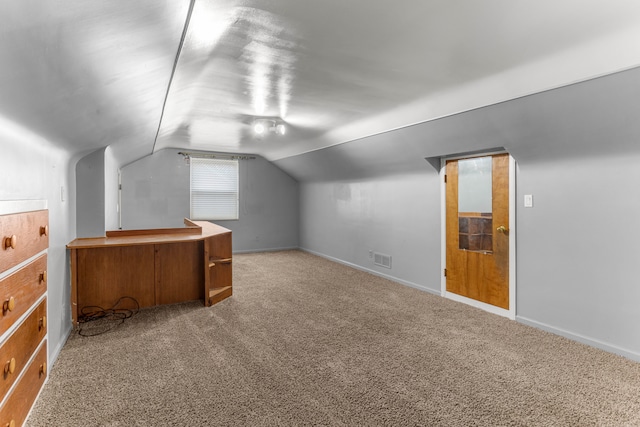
left=27, top=250, right=640, bottom=426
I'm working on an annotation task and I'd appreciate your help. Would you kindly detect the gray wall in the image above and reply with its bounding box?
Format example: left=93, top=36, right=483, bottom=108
left=121, top=148, right=190, bottom=230
left=74, top=146, right=120, bottom=236
left=277, top=66, right=640, bottom=361
left=515, top=154, right=640, bottom=356
left=76, top=147, right=105, bottom=237
left=0, top=115, right=75, bottom=366
left=300, top=172, right=441, bottom=292
left=104, top=146, right=120, bottom=231
left=121, top=149, right=299, bottom=252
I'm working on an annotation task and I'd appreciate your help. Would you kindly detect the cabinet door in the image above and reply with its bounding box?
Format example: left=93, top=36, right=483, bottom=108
left=77, top=246, right=155, bottom=312
left=155, top=241, right=204, bottom=305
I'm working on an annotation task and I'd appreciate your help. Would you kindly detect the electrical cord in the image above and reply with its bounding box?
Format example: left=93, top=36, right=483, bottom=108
left=78, top=296, right=139, bottom=337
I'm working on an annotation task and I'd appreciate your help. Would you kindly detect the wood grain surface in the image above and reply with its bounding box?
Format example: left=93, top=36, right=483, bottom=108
left=0, top=298, right=46, bottom=401
left=0, top=255, right=47, bottom=336
left=0, top=210, right=48, bottom=273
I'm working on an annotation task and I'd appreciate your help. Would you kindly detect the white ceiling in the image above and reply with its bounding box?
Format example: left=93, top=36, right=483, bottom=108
left=2, top=1, right=640, bottom=165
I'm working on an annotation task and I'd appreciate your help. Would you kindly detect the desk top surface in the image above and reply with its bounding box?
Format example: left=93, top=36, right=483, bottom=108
left=67, top=220, right=230, bottom=249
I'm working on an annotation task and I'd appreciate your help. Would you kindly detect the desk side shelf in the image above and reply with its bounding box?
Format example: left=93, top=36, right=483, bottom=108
left=201, top=225, right=232, bottom=307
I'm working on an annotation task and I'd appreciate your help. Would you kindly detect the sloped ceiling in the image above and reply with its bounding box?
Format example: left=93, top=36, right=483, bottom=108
left=2, top=1, right=640, bottom=166
left=275, top=65, right=640, bottom=181
left=0, top=1, right=189, bottom=163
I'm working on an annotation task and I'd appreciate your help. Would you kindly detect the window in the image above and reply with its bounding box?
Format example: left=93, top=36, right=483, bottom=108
left=190, top=157, right=239, bottom=220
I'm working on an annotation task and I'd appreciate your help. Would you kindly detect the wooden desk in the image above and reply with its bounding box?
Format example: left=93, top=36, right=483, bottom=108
left=67, top=219, right=232, bottom=324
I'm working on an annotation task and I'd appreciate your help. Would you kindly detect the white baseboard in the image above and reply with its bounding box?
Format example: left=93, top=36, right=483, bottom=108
left=300, top=247, right=440, bottom=296
left=517, top=316, right=640, bottom=362
left=49, top=325, right=73, bottom=367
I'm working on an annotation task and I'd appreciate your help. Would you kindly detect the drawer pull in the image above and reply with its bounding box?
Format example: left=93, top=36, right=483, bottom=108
left=40, top=270, right=48, bottom=283
left=39, top=315, right=47, bottom=331
left=2, top=297, right=15, bottom=314
left=3, top=357, right=15, bottom=375
left=39, top=362, right=47, bottom=377
left=3, top=235, right=16, bottom=250
left=40, top=225, right=49, bottom=236
left=8, top=419, right=15, bottom=427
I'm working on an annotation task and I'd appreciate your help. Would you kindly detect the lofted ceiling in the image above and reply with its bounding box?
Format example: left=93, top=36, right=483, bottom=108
left=2, top=1, right=640, bottom=166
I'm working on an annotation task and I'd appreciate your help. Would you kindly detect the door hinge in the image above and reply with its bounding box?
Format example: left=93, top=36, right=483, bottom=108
left=444, top=268, right=447, bottom=277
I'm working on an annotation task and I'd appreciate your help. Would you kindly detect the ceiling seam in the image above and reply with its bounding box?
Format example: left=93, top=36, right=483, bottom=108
left=150, top=0, right=196, bottom=155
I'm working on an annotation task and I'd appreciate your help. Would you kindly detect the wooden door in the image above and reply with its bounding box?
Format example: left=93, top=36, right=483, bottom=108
left=445, top=154, right=509, bottom=309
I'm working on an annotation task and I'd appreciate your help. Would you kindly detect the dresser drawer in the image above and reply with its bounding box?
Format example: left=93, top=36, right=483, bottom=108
left=0, top=298, right=47, bottom=402
left=0, top=255, right=47, bottom=337
left=0, top=210, right=48, bottom=274
left=0, top=341, right=47, bottom=427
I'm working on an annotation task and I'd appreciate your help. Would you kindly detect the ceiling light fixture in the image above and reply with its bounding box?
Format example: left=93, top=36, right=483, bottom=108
left=253, top=122, right=266, bottom=135
left=252, top=119, right=286, bottom=137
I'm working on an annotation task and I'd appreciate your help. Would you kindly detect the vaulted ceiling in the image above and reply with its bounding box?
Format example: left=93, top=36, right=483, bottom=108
left=2, top=1, right=640, bottom=166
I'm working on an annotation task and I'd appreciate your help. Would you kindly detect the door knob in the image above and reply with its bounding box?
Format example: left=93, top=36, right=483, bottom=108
left=496, top=225, right=507, bottom=233
left=2, top=297, right=15, bottom=314
left=3, top=235, right=16, bottom=250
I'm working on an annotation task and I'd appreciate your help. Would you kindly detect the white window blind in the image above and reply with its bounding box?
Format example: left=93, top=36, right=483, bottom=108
left=190, top=157, right=239, bottom=220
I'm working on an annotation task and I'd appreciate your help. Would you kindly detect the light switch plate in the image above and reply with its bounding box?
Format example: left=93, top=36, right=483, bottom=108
left=524, top=194, right=533, bottom=208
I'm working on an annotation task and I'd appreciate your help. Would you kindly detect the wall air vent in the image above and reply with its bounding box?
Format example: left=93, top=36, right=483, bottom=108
left=373, top=252, right=392, bottom=269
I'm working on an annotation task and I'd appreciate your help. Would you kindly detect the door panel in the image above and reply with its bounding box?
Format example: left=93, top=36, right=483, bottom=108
left=446, top=154, right=509, bottom=309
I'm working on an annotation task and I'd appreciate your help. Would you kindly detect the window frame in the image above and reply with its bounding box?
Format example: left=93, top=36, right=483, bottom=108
left=189, top=157, right=239, bottom=221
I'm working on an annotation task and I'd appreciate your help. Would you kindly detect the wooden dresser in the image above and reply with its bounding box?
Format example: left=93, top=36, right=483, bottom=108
left=67, top=219, right=232, bottom=324
left=0, top=204, right=49, bottom=427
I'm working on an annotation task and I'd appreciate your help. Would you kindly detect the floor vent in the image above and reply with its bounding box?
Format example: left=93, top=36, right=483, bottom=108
left=374, top=252, right=392, bottom=269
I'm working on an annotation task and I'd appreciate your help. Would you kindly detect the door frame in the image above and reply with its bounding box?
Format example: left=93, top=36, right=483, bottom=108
left=440, top=152, right=516, bottom=320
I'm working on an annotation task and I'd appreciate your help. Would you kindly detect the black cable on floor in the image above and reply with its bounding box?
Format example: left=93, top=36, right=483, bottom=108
left=78, top=296, right=140, bottom=337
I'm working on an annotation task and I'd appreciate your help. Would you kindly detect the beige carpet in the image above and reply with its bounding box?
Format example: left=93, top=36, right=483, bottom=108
left=28, top=250, right=640, bottom=426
